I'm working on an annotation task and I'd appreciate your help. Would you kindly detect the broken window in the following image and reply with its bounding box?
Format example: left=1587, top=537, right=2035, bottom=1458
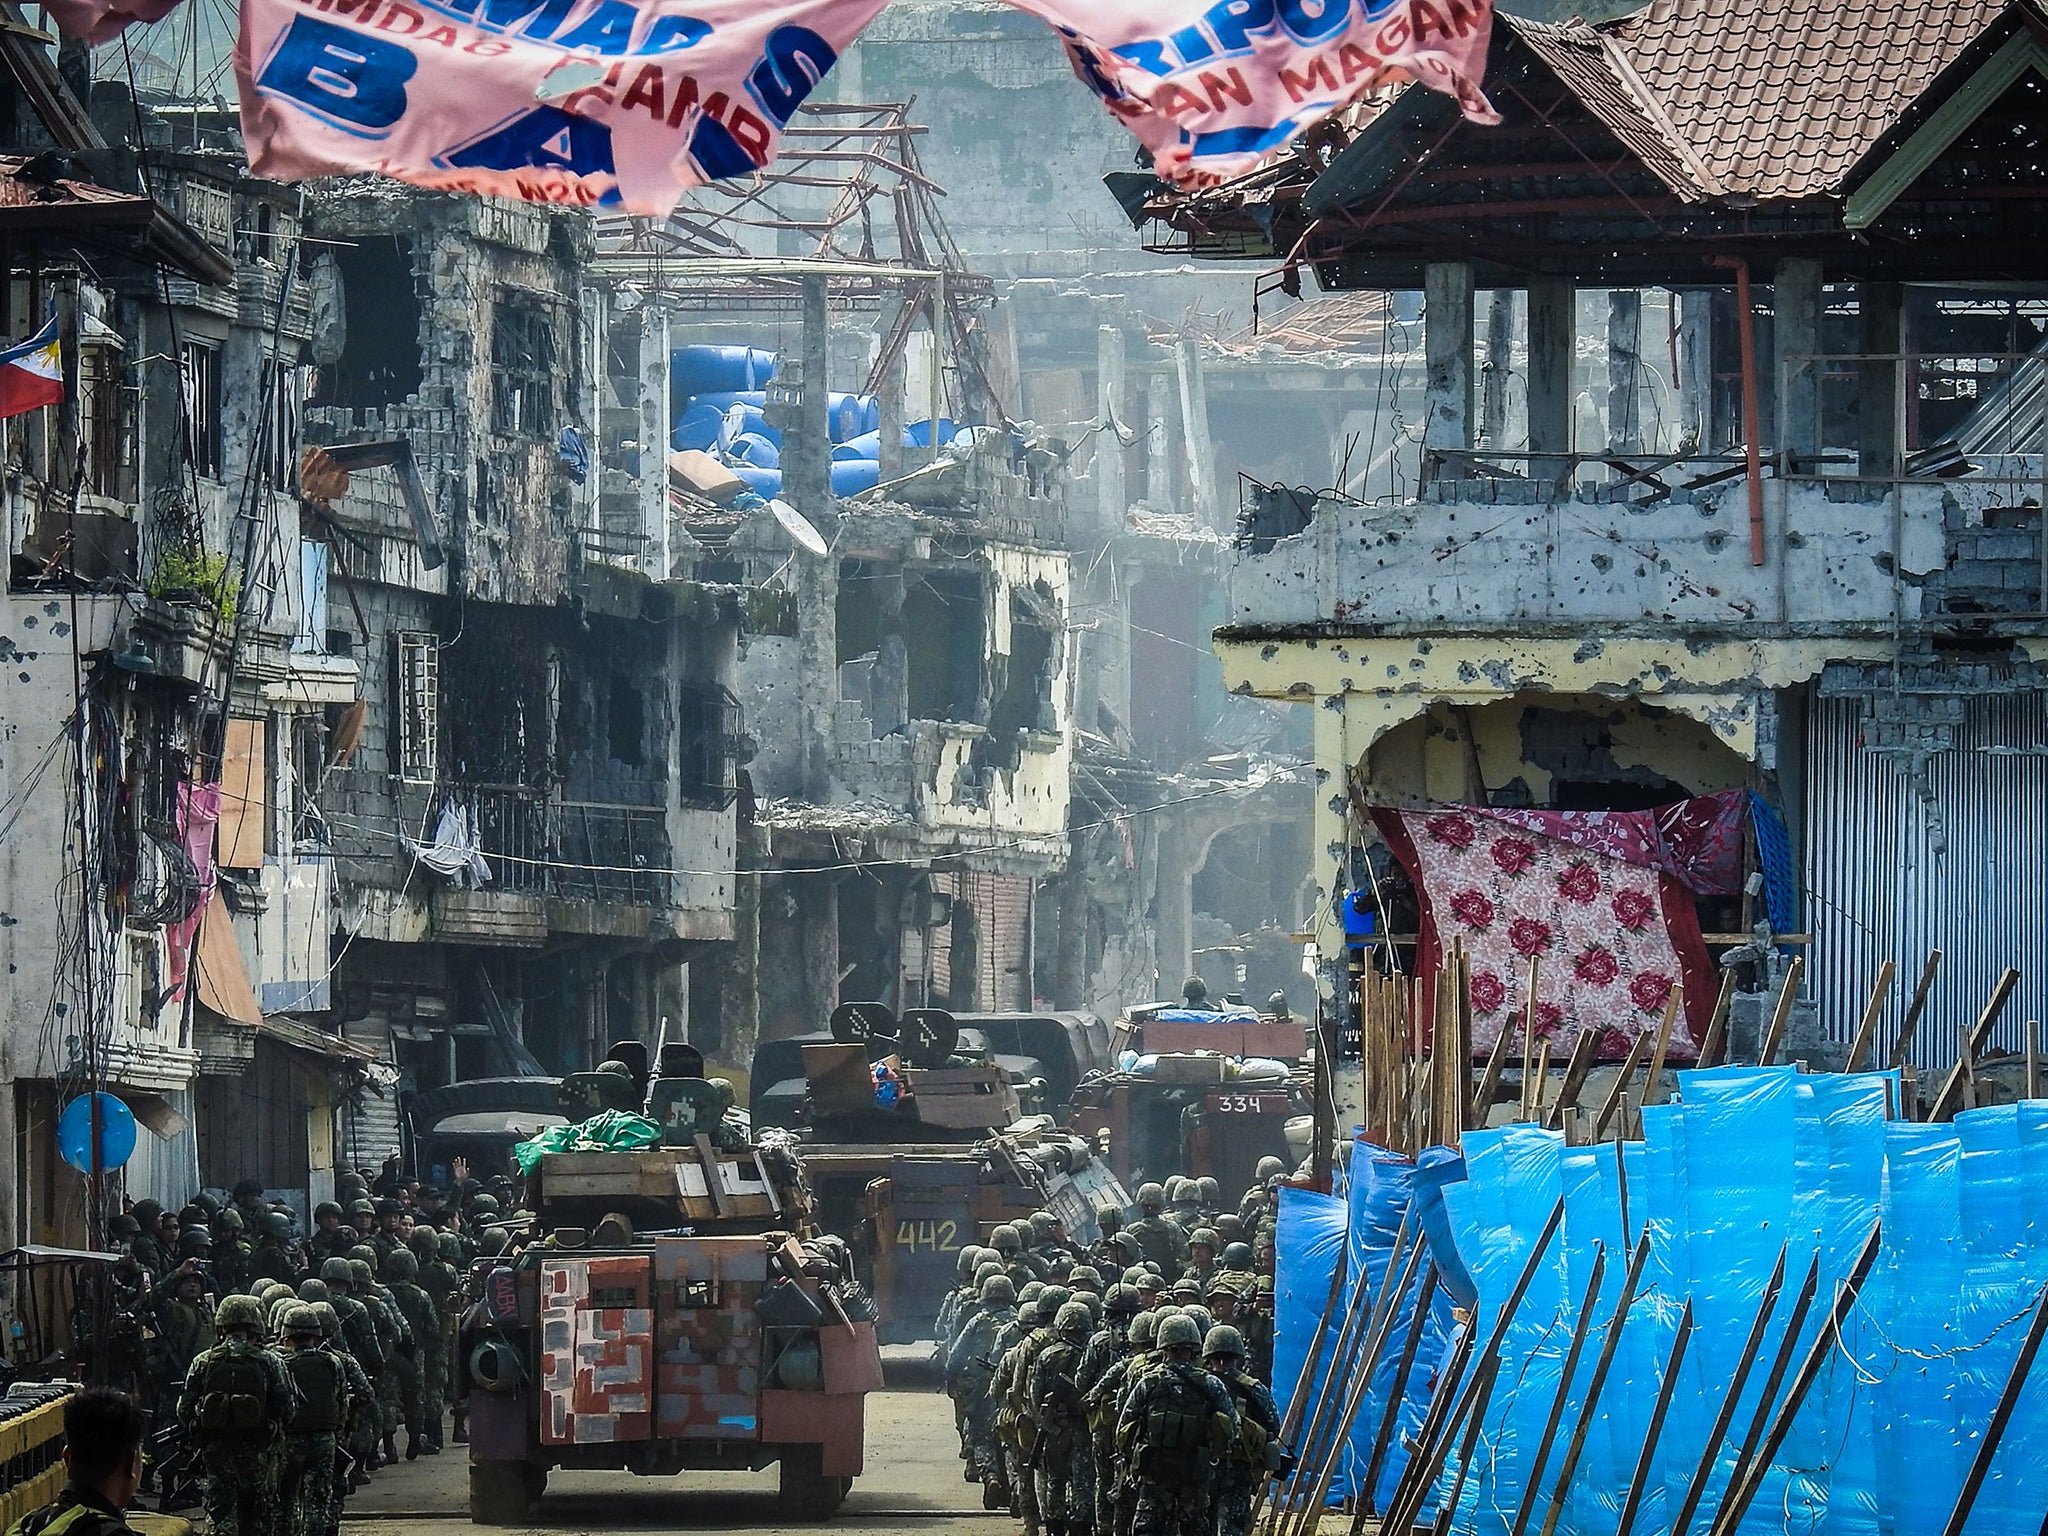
left=394, top=631, right=440, bottom=783
left=181, top=339, right=223, bottom=481
left=903, top=571, right=985, bottom=723
left=261, top=362, right=305, bottom=492
left=309, top=236, right=422, bottom=410
left=608, top=670, right=646, bottom=768
left=989, top=583, right=1059, bottom=745
left=679, top=683, right=743, bottom=810
left=290, top=712, right=331, bottom=848
left=78, top=337, right=130, bottom=500
left=491, top=294, right=557, bottom=438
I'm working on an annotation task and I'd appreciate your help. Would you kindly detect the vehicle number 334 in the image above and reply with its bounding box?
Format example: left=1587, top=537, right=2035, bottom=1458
left=1214, top=1094, right=1268, bottom=1113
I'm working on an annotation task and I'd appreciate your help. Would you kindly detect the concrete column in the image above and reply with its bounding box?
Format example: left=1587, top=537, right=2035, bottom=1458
left=1097, top=324, right=1127, bottom=526
left=788, top=275, right=833, bottom=517
left=877, top=303, right=907, bottom=484
left=1053, top=849, right=1088, bottom=1010
left=1675, top=289, right=1713, bottom=454
left=1480, top=290, right=1515, bottom=449
left=801, top=873, right=841, bottom=1025
left=1860, top=282, right=1903, bottom=478
left=1155, top=820, right=1196, bottom=999
left=1145, top=374, right=1173, bottom=506
left=1175, top=336, right=1218, bottom=528
left=635, top=304, right=671, bottom=577
left=1422, top=262, right=1476, bottom=483
left=1606, top=289, right=1643, bottom=453
left=1527, top=277, right=1575, bottom=480
left=1774, top=259, right=1824, bottom=470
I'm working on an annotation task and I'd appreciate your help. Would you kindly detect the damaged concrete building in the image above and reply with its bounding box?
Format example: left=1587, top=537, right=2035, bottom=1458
left=1139, top=0, right=2048, bottom=1071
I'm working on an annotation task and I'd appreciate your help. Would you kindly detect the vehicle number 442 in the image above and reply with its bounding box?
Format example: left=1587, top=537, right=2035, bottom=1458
left=896, top=1219, right=959, bottom=1251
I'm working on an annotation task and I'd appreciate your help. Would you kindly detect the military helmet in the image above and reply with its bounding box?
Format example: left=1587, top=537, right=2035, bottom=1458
left=1018, top=1281, right=1045, bottom=1309
left=192, top=1192, right=223, bottom=1218
left=268, top=1295, right=300, bottom=1335
left=346, top=1198, right=375, bottom=1218
left=216, top=1293, right=265, bottom=1331
left=1184, top=1306, right=1215, bottom=1336
left=1055, top=1302, right=1093, bottom=1342
left=1067, top=1266, right=1102, bottom=1293
left=1036, top=1285, right=1073, bottom=1322
left=179, top=1204, right=210, bottom=1227
left=1255, top=1156, right=1286, bottom=1182
left=262, top=1212, right=292, bottom=1239
left=478, top=1230, right=508, bottom=1256
left=1136, top=1182, right=1166, bottom=1213
left=298, top=1278, right=332, bottom=1303
left=1191, top=1227, right=1220, bottom=1251
left=384, top=1250, right=419, bottom=1282
left=1096, top=1204, right=1123, bottom=1232
left=312, top=1301, right=342, bottom=1339
left=348, top=1259, right=375, bottom=1288
left=1119, top=1266, right=1151, bottom=1289
left=314, top=1201, right=343, bottom=1223
left=178, top=1228, right=212, bottom=1257
left=469, top=1194, right=501, bottom=1216
left=1215, top=1215, right=1246, bottom=1242
left=1127, top=1311, right=1159, bottom=1349
left=284, top=1304, right=323, bottom=1338
left=1104, top=1283, right=1140, bottom=1316
left=438, top=1232, right=464, bottom=1261
left=1203, top=1325, right=1245, bottom=1360
left=233, top=1178, right=265, bottom=1200
left=1222, top=1243, right=1254, bottom=1270
left=258, top=1281, right=293, bottom=1303
left=957, top=1247, right=985, bottom=1280
left=1156, top=1314, right=1202, bottom=1351
left=348, top=1242, right=378, bottom=1265
left=1028, top=1212, right=1057, bottom=1240
left=409, top=1229, right=440, bottom=1259
left=336, top=1172, right=369, bottom=1199
left=1170, top=1279, right=1201, bottom=1302
left=1170, top=1178, right=1200, bottom=1208
left=320, top=1257, right=354, bottom=1286
left=1109, top=1232, right=1142, bottom=1263
left=980, top=1274, right=1017, bottom=1306
left=989, top=1225, right=1023, bottom=1255
left=1195, top=1176, right=1221, bottom=1205
left=131, top=1199, right=163, bottom=1225
left=108, top=1214, right=140, bottom=1240
left=216, top=1207, right=246, bottom=1234
left=974, top=1262, right=1005, bottom=1287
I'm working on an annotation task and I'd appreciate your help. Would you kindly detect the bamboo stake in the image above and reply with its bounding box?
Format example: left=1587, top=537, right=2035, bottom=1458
left=1708, top=1224, right=1884, bottom=1536
left=1534, top=1233, right=1653, bottom=1536
left=1696, top=969, right=1737, bottom=1068
left=1666, top=1243, right=1793, bottom=1536
left=1757, top=955, right=1804, bottom=1066
left=1472, top=1013, right=1514, bottom=1130
left=1613, top=1300, right=1695, bottom=1536
left=1592, top=1033, right=1651, bottom=1143
left=1359, top=1265, right=1440, bottom=1513
left=1264, top=1264, right=1377, bottom=1536
left=1528, top=1038, right=1552, bottom=1121
left=1519, top=955, right=1541, bottom=1119
left=1543, top=1026, right=1602, bottom=1132
left=1253, top=1240, right=1353, bottom=1532
left=1353, top=1322, right=1473, bottom=1536
left=1930, top=967, right=2022, bottom=1121
left=1507, top=1245, right=1611, bottom=1536
left=1377, top=1197, right=1568, bottom=1534
left=1888, top=948, right=1943, bottom=1069
left=1939, top=1281, right=2048, bottom=1536
left=1692, top=1251, right=1823, bottom=1536
left=1429, top=1354, right=1498, bottom=1534
left=1842, top=959, right=1896, bottom=1073
left=1633, top=985, right=1684, bottom=1137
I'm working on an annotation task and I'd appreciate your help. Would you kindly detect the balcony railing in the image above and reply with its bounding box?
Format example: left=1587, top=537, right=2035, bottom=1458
left=461, top=786, right=674, bottom=906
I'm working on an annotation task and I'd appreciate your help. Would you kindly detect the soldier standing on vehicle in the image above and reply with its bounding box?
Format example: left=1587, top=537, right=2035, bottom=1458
left=178, top=1293, right=293, bottom=1536
left=1030, top=1303, right=1096, bottom=1536
left=1203, top=1327, right=1279, bottom=1536
left=1126, top=1186, right=1189, bottom=1281
left=1115, top=1314, right=1236, bottom=1536
left=948, top=1274, right=1018, bottom=1508
left=278, top=1307, right=346, bottom=1536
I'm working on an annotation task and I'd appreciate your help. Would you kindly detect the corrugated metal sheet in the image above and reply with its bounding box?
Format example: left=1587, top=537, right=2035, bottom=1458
left=1804, top=693, right=2048, bottom=1073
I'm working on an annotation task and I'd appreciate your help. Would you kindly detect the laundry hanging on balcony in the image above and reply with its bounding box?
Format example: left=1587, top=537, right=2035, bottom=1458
left=402, top=800, right=494, bottom=889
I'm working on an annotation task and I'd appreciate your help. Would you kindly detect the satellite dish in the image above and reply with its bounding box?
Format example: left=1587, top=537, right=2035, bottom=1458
left=769, top=498, right=830, bottom=558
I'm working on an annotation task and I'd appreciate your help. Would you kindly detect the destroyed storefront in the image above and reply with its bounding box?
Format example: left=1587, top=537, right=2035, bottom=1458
left=1136, top=0, right=2048, bottom=1084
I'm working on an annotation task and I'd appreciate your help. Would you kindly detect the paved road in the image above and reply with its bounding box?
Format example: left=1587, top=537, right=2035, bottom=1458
left=343, top=1357, right=1004, bottom=1536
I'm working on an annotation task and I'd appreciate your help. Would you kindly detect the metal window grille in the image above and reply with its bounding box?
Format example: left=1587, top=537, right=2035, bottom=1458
left=181, top=340, right=223, bottom=480
left=395, top=632, right=440, bottom=783
left=490, top=296, right=557, bottom=438
left=678, top=683, right=743, bottom=809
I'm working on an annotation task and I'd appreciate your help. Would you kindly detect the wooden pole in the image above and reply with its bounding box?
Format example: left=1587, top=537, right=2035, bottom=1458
left=1667, top=1243, right=1793, bottom=1536
left=1359, top=1266, right=1440, bottom=1513
left=1708, top=1224, right=1883, bottom=1536
left=1631, top=986, right=1683, bottom=1138
left=1613, top=1299, right=1695, bottom=1536
left=1430, top=1354, right=1498, bottom=1535
left=1519, top=956, right=1540, bottom=1119
left=1543, top=1026, right=1602, bottom=1132
left=1254, top=1239, right=1352, bottom=1532
left=1507, top=1245, right=1611, bottom=1536
left=1757, top=956, right=1804, bottom=1066
left=1842, top=958, right=1896, bottom=1073
left=1534, top=1234, right=1653, bottom=1536
left=2030, top=1021, right=2041, bottom=1101
left=1472, top=1012, right=1514, bottom=1129
left=1697, top=970, right=1737, bottom=1067
left=1939, top=1281, right=2048, bottom=1536
left=1528, top=1038, right=1552, bottom=1123
left=1930, top=967, right=2021, bottom=1121
left=1888, top=948, right=1943, bottom=1069
left=1592, top=1033, right=1651, bottom=1143
left=1354, top=1322, right=1473, bottom=1536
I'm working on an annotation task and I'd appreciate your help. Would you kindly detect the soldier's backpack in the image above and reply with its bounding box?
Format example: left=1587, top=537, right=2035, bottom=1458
left=197, top=1347, right=272, bottom=1439
left=286, top=1347, right=345, bottom=1434
left=1138, top=1364, right=1212, bottom=1477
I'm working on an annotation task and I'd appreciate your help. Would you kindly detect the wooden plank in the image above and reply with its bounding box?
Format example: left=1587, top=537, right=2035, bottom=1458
left=1591, top=1033, right=1650, bottom=1143
left=1542, top=1026, right=1601, bottom=1132
left=695, top=1134, right=733, bottom=1218
left=1842, top=959, right=1896, bottom=1073
left=1930, top=967, right=2021, bottom=1121
left=1757, top=956, right=1804, bottom=1066
left=1634, top=986, right=1683, bottom=1136
left=1697, top=970, right=1737, bottom=1068
left=1889, top=949, right=1943, bottom=1069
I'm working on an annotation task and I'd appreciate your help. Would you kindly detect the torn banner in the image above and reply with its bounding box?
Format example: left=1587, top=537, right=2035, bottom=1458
left=1374, top=805, right=1717, bottom=1063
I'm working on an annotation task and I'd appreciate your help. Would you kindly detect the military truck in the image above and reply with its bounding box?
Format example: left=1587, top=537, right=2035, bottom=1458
left=459, top=1050, right=883, bottom=1524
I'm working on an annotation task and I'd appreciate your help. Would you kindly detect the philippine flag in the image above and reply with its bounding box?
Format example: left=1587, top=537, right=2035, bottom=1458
left=0, top=313, right=64, bottom=420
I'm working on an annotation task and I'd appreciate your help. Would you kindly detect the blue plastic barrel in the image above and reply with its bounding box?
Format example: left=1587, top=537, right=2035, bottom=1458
left=830, top=459, right=881, bottom=496
left=690, top=389, right=769, bottom=416
left=671, top=345, right=758, bottom=396
left=730, top=433, right=782, bottom=469
left=826, top=393, right=882, bottom=443
left=730, top=464, right=784, bottom=497
left=904, top=417, right=956, bottom=448
left=833, top=432, right=881, bottom=461
left=671, top=400, right=727, bottom=452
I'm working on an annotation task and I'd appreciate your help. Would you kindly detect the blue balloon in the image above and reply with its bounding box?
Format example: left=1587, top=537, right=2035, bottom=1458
left=57, top=1091, right=137, bottom=1173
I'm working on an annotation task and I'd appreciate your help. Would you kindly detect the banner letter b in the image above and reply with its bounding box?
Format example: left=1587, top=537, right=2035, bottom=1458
left=259, top=16, right=416, bottom=132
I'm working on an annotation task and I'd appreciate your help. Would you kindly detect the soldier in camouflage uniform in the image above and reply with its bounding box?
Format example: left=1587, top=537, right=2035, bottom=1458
left=1126, top=1186, right=1189, bottom=1282
left=993, top=1287, right=1069, bottom=1536
left=311, top=1303, right=375, bottom=1503
left=319, top=1258, right=385, bottom=1472
left=938, top=1249, right=988, bottom=1467
left=1087, top=1310, right=1158, bottom=1536
left=382, top=1250, right=439, bottom=1458
left=1075, top=1287, right=1138, bottom=1536
left=1029, top=1302, right=1096, bottom=1536
left=349, top=1254, right=409, bottom=1466
left=179, top=1293, right=294, bottom=1536
left=212, top=1207, right=253, bottom=1293
left=411, top=1229, right=457, bottom=1453
left=250, top=1213, right=302, bottom=1287
left=948, top=1274, right=1018, bottom=1508
left=278, top=1306, right=346, bottom=1536
left=309, top=1204, right=355, bottom=1263
left=1203, top=1326, right=1278, bottom=1536
left=1116, top=1315, right=1236, bottom=1536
